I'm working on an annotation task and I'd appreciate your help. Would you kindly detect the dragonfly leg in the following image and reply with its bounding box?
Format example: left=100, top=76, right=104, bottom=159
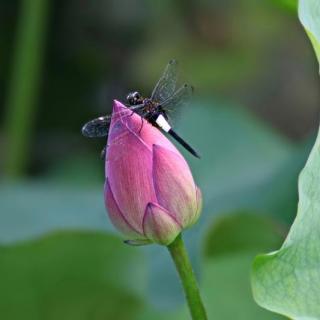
left=101, top=145, right=107, bottom=160
left=138, top=111, right=150, bottom=133
left=138, top=117, right=144, bottom=133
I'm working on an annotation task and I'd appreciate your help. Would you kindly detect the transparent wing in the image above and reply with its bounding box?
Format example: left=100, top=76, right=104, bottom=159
left=161, top=83, right=193, bottom=112
left=82, top=115, right=111, bottom=138
left=81, top=104, right=145, bottom=138
left=151, top=59, right=178, bottom=103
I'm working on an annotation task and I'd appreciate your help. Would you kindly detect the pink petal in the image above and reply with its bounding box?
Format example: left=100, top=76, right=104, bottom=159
left=152, top=144, right=198, bottom=227
left=137, top=121, right=179, bottom=154
left=110, top=100, right=132, bottom=128
left=143, top=202, right=182, bottom=245
left=104, top=179, right=143, bottom=238
left=106, top=120, right=157, bottom=233
left=186, top=186, right=203, bottom=228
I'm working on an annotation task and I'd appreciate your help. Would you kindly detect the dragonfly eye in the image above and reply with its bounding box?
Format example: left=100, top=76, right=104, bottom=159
left=127, top=91, right=141, bottom=105
left=134, top=92, right=141, bottom=99
left=126, top=92, right=135, bottom=105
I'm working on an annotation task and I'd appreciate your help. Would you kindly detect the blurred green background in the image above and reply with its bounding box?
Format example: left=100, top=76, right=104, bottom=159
left=0, top=0, right=319, bottom=319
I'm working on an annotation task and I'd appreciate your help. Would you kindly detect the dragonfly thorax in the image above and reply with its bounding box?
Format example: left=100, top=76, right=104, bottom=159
left=142, top=98, right=158, bottom=110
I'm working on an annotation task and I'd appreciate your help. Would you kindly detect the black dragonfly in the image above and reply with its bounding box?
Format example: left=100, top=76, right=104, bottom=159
left=82, top=60, right=200, bottom=158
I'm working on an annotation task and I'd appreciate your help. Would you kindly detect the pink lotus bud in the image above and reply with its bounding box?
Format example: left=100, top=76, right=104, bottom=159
left=104, top=100, right=202, bottom=245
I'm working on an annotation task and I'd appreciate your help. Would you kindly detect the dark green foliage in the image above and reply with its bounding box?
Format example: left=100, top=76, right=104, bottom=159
left=0, top=232, right=144, bottom=320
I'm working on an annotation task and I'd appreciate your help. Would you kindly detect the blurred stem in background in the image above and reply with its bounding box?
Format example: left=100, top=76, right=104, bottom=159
left=4, top=0, right=49, bottom=178
left=168, top=234, right=208, bottom=320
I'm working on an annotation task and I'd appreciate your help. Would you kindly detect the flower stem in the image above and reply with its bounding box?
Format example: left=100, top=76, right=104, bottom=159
left=167, top=234, right=207, bottom=320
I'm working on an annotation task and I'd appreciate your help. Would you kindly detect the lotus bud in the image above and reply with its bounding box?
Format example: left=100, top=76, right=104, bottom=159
left=104, top=100, right=202, bottom=245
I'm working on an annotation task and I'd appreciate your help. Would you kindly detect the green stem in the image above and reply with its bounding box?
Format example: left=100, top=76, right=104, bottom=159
left=167, top=234, right=207, bottom=320
left=4, top=0, right=49, bottom=178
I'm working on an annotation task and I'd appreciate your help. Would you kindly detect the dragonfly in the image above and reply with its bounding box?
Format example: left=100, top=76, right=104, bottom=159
left=82, top=59, right=200, bottom=158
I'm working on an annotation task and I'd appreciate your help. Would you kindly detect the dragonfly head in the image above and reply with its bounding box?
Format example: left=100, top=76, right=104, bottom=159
left=126, top=91, right=142, bottom=105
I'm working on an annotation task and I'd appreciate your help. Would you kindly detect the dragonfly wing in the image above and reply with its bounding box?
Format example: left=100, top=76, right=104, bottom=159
left=161, top=83, right=193, bottom=111
left=81, top=104, right=145, bottom=138
left=151, top=60, right=178, bottom=103
left=81, top=115, right=111, bottom=138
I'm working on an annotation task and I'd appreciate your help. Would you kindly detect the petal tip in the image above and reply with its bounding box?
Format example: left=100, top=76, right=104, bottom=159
left=112, top=99, right=127, bottom=114
left=152, top=143, right=182, bottom=159
left=143, top=202, right=181, bottom=245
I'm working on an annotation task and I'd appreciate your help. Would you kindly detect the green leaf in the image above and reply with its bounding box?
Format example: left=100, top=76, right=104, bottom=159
left=270, top=0, right=297, bottom=13
left=0, top=231, right=146, bottom=320
left=298, top=0, right=320, bottom=67
left=203, top=211, right=285, bottom=258
left=203, top=212, right=285, bottom=320
left=133, top=305, right=188, bottom=320
left=251, top=2, right=320, bottom=319
left=252, top=131, right=320, bottom=319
